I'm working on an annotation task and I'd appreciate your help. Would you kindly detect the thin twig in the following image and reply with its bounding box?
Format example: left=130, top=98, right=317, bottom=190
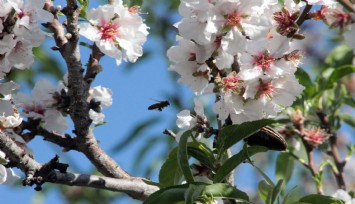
left=317, top=111, right=347, bottom=190
left=287, top=4, right=313, bottom=38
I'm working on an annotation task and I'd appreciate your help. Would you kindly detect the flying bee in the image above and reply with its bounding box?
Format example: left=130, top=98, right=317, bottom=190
left=148, top=100, right=170, bottom=111
left=244, top=126, right=287, bottom=151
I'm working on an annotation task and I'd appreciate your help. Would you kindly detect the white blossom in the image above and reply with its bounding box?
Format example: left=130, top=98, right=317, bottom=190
left=0, top=165, right=20, bottom=185
left=89, top=109, right=105, bottom=125
left=175, top=99, right=206, bottom=142
left=332, top=189, right=355, bottom=204
left=87, top=86, right=112, bottom=125
left=13, top=79, right=68, bottom=133
left=88, top=86, right=113, bottom=108
left=79, top=1, right=149, bottom=65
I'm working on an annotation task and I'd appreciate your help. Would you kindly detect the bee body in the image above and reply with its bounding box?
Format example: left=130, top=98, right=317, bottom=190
left=148, top=100, right=170, bottom=111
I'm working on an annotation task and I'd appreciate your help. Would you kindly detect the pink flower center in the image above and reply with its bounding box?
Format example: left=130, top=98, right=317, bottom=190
left=273, top=8, right=299, bottom=36
left=18, top=11, right=26, bottom=19
left=225, top=11, right=242, bottom=28
left=221, top=73, right=243, bottom=94
left=188, top=52, right=196, bottom=61
left=214, top=36, right=222, bottom=47
left=99, top=22, right=119, bottom=41
left=257, top=81, right=274, bottom=97
left=304, top=128, right=328, bottom=147
left=252, top=51, right=275, bottom=71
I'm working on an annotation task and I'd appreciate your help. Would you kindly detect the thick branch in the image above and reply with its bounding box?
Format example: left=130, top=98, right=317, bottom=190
left=0, top=132, right=41, bottom=173
left=43, top=3, right=131, bottom=180
left=76, top=130, right=130, bottom=179
left=0, top=131, right=158, bottom=200
left=48, top=171, right=159, bottom=200
left=62, top=0, right=92, bottom=138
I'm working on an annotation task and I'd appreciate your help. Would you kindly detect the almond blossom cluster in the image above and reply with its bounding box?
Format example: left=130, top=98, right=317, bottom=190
left=175, top=99, right=209, bottom=142
left=13, top=79, right=68, bottom=133
left=87, top=86, right=113, bottom=125
left=13, top=77, right=113, bottom=133
left=0, top=0, right=54, bottom=183
left=79, top=0, right=149, bottom=65
left=0, top=0, right=53, bottom=78
left=320, top=4, right=355, bottom=62
left=168, top=0, right=350, bottom=125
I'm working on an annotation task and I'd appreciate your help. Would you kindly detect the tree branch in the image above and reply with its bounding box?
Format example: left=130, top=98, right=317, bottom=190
left=0, top=131, right=158, bottom=200
left=43, top=1, right=132, bottom=179
left=63, top=0, right=92, bottom=138
left=0, top=132, right=41, bottom=173
left=48, top=171, right=159, bottom=200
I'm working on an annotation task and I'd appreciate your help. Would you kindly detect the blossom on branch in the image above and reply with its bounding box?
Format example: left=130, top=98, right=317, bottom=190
left=0, top=81, right=22, bottom=130
left=303, top=127, right=329, bottom=148
left=0, top=0, right=53, bottom=76
left=79, top=0, right=149, bottom=65
left=87, top=86, right=113, bottom=124
left=169, top=0, right=305, bottom=124
left=175, top=99, right=209, bottom=142
left=13, top=79, right=68, bottom=133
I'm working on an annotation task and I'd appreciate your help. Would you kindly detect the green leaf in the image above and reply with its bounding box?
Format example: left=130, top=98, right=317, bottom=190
left=213, top=146, right=268, bottom=183
left=217, top=119, right=276, bottom=154
left=77, top=0, right=89, bottom=18
left=282, top=186, right=298, bottom=204
left=346, top=145, right=355, bottom=162
left=0, top=157, right=7, bottom=165
left=298, top=194, right=345, bottom=204
left=271, top=179, right=284, bottom=204
left=202, top=183, right=250, bottom=201
left=187, top=146, right=215, bottom=171
left=178, top=130, right=194, bottom=183
left=93, top=121, right=107, bottom=127
left=258, top=180, right=273, bottom=204
left=258, top=179, right=284, bottom=204
left=326, top=65, right=355, bottom=89
left=340, top=113, right=355, bottom=128
left=344, top=97, right=355, bottom=108
left=143, top=184, right=188, bottom=204
left=295, top=68, right=315, bottom=97
left=130, top=0, right=144, bottom=7
left=185, top=184, right=205, bottom=204
left=275, top=152, right=294, bottom=184
left=325, top=44, right=354, bottom=68
left=159, top=147, right=182, bottom=188
left=187, top=139, right=215, bottom=170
